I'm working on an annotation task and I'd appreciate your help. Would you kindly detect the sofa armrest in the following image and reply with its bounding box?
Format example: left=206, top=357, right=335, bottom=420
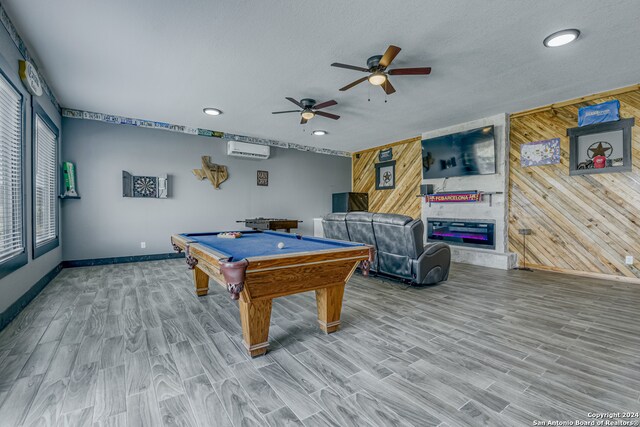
left=413, top=243, right=451, bottom=284
left=423, top=242, right=450, bottom=256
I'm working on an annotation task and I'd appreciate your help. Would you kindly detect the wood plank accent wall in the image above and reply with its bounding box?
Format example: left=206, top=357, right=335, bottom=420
left=352, top=136, right=422, bottom=218
left=509, top=88, right=640, bottom=280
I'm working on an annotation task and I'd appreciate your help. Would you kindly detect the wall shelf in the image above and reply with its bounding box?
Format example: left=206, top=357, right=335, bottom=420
left=59, top=195, right=81, bottom=200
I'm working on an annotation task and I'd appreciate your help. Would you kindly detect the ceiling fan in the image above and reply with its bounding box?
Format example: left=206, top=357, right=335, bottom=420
left=331, top=45, right=431, bottom=95
left=272, top=97, right=340, bottom=124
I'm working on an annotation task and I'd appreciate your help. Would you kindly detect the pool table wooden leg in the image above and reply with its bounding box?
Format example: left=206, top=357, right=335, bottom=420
left=193, top=266, right=209, bottom=297
left=316, top=283, right=345, bottom=334
left=239, top=298, right=272, bottom=357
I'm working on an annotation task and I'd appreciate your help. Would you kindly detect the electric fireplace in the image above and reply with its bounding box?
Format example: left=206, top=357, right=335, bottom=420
left=427, top=219, right=495, bottom=250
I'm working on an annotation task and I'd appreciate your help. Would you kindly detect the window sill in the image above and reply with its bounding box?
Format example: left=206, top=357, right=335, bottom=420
left=33, top=237, right=59, bottom=259
left=0, top=251, right=28, bottom=280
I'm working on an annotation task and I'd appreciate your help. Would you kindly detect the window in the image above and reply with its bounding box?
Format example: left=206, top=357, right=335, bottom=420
left=32, top=102, right=59, bottom=258
left=0, top=70, right=26, bottom=277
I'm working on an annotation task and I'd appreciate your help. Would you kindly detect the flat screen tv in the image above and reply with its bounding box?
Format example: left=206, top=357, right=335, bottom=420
left=421, top=125, right=496, bottom=179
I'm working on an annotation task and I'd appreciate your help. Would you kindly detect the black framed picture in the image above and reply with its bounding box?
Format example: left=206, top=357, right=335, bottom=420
left=567, top=118, right=634, bottom=176
left=375, top=160, right=396, bottom=190
left=257, top=170, right=269, bottom=186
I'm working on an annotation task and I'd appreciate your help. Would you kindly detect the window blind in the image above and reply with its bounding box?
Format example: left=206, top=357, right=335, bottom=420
left=34, top=115, right=57, bottom=246
left=0, top=74, right=23, bottom=262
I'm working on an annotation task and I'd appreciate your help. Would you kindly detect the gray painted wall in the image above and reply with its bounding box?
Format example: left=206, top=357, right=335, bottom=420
left=0, top=25, right=62, bottom=313
left=61, top=119, right=351, bottom=260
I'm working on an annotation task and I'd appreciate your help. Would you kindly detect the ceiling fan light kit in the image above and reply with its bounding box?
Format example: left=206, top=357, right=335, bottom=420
left=368, top=72, right=387, bottom=86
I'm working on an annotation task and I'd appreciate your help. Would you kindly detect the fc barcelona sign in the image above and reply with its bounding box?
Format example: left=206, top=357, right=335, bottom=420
left=426, top=192, right=482, bottom=203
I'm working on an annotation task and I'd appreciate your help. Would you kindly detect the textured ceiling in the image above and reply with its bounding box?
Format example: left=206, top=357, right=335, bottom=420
left=4, top=0, right=640, bottom=152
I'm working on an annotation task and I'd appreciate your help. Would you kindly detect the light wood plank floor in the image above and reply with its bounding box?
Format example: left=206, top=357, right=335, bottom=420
left=0, top=260, right=638, bottom=426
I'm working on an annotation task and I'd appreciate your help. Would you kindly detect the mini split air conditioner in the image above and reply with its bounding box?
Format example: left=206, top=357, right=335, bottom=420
left=227, top=141, right=270, bottom=159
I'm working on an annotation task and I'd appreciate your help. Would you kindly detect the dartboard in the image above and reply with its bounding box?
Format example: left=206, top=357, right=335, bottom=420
left=133, top=176, right=157, bottom=197
left=383, top=171, right=392, bottom=183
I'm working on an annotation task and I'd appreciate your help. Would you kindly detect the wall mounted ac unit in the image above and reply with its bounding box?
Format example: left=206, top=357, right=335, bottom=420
left=227, top=141, right=271, bottom=159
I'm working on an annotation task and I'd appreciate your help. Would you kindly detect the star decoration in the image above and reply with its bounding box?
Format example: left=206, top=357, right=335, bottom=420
left=588, top=142, right=612, bottom=158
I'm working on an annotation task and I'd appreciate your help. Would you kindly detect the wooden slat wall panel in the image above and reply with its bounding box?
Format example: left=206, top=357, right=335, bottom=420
left=352, top=137, right=422, bottom=218
left=509, top=90, right=640, bottom=279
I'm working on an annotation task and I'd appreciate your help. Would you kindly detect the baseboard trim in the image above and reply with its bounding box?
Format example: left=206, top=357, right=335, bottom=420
left=526, top=263, right=640, bottom=285
left=62, top=252, right=185, bottom=268
left=0, top=263, right=63, bottom=331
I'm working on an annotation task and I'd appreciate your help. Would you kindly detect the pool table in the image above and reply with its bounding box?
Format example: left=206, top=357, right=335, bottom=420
left=171, top=230, right=374, bottom=357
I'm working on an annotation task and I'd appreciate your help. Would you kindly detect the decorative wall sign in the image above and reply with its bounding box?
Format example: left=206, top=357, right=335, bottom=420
left=375, top=160, right=396, bottom=190
left=378, top=147, right=393, bottom=162
left=257, top=170, right=269, bottom=186
left=122, top=171, right=168, bottom=198
left=578, top=100, right=620, bottom=127
left=0, top=5, right=59, bottom=108
left=568, top=118, right=634, bottom=176
left=61, top=161, right=79, bottom=198
left=61, top=108, right=351, bottom=157
left=18, top=60, right=42, bottom=96
left=193, top=156, right=228, bottom=189
left=426, top=191, right=482, bottom=203
left=520, top=138, right=561, bottom=167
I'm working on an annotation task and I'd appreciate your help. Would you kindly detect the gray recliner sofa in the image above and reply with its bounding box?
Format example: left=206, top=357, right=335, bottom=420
left=323, top=212, right=450, bottom=285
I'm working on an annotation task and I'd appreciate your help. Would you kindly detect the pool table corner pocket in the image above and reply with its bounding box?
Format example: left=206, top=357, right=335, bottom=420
left=220, top=259, right=249, bottom=300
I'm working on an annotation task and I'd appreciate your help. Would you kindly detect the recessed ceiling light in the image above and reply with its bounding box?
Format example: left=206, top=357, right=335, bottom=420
left=203, top=108, right=222, bottom=116
left=312, top=130, right=327, bottom=136
left=543, top=29, right=580, bottom=47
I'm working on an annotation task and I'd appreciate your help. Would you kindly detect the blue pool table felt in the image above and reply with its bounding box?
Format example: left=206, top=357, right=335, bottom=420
left=182, top=231, right=363, bottom=261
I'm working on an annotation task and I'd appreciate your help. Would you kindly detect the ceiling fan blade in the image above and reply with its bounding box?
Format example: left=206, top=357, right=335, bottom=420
left=388, top=67, right=432, bottom=75
left=312, top=100, right=337, bottom=110
left=315, top=111, right=340, bottom=120
left=379, top=45, right=401, bottom=68
left=286, top=97, right=304, bottom=108
left=339, top=76, right=369, bottom=91
left=272, top=110, right=301, bottom=114
left=300, top=117, right=308, bottom=125
left=382, top=79, right=396, bottom=95
left=331, top=62, right=370, bottom=72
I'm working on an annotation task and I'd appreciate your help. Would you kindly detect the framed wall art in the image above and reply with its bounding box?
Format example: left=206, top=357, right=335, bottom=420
left=257, top=170, right=269, bottom=186
left=567, top=118, right=634, bottom=176
left=375, top=160, right=396, bottom=190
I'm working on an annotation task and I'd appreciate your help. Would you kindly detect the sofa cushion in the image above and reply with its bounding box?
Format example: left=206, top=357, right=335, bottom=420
left=372, top=217, right=423, bottom=259
left=371, top=213, right=413, bottom=226
left=378, top=252, right=412, bottom=279
left=322, top=213, right=350, bottom=241
left=345, top=212, right=377, bottom=271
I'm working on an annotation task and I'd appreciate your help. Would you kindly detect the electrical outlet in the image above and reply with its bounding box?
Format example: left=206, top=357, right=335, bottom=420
left=625, top=255, right=634, bottom=265
left=141, top=242, right=146, bottom=249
